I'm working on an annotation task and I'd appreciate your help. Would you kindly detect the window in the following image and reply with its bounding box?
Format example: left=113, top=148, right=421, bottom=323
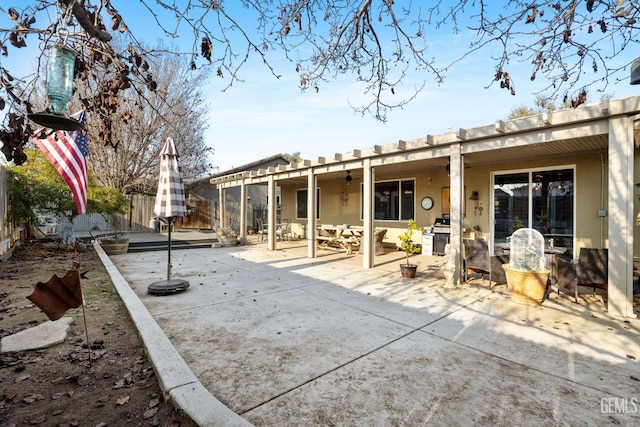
left=493, top=167, right=574, bottom=258
left=296, top=188, right=320, bottom=219
left=369, top=179, right=415, bottom=221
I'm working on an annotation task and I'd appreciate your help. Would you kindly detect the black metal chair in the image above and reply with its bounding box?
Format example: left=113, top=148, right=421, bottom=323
left=256, top=218, right=268, bottom=242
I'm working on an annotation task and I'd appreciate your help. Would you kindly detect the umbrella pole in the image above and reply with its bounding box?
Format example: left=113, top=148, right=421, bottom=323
left=167, top=217, right=172, bottom=281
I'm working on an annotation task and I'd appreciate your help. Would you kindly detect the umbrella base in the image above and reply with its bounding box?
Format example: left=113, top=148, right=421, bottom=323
left=148, top=279, right=190, bottom=296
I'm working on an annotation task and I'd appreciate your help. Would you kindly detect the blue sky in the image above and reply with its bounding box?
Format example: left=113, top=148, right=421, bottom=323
left=166, top=3, right=640, bottom=171
left=204, top=41, right=638, bottom=172
left=3, top=2, right=640, bottom=172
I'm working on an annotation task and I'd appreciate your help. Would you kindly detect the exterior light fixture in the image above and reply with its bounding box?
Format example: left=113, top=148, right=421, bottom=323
left=345, top=170, right=352, bottom=185
left=28, top=44, right=84, bottom=131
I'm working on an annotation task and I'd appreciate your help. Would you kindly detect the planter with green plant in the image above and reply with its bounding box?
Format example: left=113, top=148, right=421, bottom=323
left=398, top=219, right=422, bottom=278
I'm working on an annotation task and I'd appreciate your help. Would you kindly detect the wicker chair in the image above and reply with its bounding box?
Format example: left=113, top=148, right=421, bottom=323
left=463, top=239, right=508, bottom=289
left=556, top=248, right=608, bottom=303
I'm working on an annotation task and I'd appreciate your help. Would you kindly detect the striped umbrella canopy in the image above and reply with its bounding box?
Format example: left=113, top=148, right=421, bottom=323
left=149, top=136, right=189, bottom=295
left=154, top=137, right=186, bottom=219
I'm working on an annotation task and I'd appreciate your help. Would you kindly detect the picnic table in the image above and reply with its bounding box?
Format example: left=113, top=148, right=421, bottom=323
left=316, top=225, right=363, bottom=254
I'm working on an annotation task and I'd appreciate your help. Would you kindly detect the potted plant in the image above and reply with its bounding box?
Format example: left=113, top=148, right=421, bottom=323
left=398, top=219, right=422, bottom=278
left=97, top=215, right=129, bottom=254
left=503, top=228, right=550, bottom=305
left=216, top=227, right=237, bottom=247
left=98, top=232, right=130, bottom=255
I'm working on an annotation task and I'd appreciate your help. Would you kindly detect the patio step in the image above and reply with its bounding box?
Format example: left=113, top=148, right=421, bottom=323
left=127, top=238, right=218, bottom=253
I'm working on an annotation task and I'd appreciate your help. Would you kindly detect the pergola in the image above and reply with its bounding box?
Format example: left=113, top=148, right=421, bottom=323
left=212, top=96, right=640, bottom=319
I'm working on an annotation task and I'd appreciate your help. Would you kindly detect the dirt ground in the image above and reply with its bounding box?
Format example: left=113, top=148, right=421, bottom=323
left=0, top=240, right=198, bottom=427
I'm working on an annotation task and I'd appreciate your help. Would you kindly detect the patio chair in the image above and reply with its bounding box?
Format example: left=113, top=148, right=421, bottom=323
left=374, top=228, right=387, bottom=256
left=257, top=218, right=267, bottom=242
left=463, top=239, right=490, bottom=283
left=463, top=238, right=508, bottom=289
left=276, top=218, right=292, bottom=241
left=556, top=247, right=608, bottom=303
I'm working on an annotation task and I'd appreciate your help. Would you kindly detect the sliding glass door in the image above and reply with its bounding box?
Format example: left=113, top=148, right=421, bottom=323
left=493, top=168, right=574, bottom=258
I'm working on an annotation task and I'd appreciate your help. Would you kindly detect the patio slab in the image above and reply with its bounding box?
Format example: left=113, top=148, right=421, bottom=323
left=104, top=239, right=640, bottom=426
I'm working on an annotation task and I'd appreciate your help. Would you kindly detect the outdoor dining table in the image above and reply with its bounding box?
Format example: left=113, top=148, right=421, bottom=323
left=316, top=225, right=364, bottom=254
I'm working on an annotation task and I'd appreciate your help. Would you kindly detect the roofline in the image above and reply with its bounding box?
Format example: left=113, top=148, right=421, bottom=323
left=210, top=96, right=640, bottom=187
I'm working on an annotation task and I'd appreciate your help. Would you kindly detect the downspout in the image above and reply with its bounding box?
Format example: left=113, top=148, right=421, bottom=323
left=600, top=152, right=606, bottom=248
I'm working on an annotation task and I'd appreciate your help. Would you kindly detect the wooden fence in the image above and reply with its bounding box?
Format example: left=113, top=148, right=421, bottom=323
left=96, top=194, right=215, bottom=232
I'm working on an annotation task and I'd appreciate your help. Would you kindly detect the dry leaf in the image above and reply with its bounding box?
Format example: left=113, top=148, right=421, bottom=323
left=15, top=374, right=30, bottom=383
left=116, top=394, right=130, bottom=406
left=626, top=354, right=636, bottom=360
left=27, top=414, right=46, bottom=424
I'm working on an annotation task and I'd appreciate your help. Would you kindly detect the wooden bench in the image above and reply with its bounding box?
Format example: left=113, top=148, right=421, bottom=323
left=316, top=235, right=358, bottom=254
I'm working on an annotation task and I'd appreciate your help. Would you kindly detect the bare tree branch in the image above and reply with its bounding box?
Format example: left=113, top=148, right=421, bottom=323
left=1, top=0, right=640, bottom=164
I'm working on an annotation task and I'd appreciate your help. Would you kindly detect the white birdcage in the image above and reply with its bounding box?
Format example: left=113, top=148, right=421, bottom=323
left=509, top=228, right=546, bottom=271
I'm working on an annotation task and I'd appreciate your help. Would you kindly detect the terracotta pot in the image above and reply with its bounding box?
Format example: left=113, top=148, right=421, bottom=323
left=400, top=264, right=417, bottom=278
left=503, top=264, right=550, bottom=305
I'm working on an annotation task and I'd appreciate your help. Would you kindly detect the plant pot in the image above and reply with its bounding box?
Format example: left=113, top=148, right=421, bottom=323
left=503, top=264, right=550, bottom=305
left=217, top=234, right=237, bottom=247
left=400, top=264, right=417, bottom=278
left=99, top=238, right=129, bottom=255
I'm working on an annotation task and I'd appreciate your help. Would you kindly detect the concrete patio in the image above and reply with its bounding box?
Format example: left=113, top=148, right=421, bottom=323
left=99, top=231, right=640, bottom=426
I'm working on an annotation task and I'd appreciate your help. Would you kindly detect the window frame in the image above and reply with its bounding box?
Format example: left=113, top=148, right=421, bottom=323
left=361, top=178, right=416, bottom=221
left=295, top=187, right=321, bottom=220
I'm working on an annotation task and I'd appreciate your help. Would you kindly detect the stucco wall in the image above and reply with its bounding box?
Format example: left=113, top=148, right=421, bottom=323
left=279, top=152, right=614, bottom=254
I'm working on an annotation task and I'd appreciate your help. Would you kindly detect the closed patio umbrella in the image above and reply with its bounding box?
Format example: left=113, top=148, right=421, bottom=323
left=148, top=137, right=190, bottom=295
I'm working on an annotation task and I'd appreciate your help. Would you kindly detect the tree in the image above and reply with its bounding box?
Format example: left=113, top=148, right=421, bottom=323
left=78, top=45, right=213, bottom=193
left=507, top=92, right=615, bottom=119
left=7, top=148, right=127, bottom=230
left=1, top=1, right=639, bottom=161
left=284, top=152, right=303, bottom=164
left=507, top=95, right=558, bottom=119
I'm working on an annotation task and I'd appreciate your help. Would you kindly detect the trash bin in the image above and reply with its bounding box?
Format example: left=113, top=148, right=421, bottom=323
left=422, top=228, right=434, bottom=256
left=149, top=217, right=159, bottom=232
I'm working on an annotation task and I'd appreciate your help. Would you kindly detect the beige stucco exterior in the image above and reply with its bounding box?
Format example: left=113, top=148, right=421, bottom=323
left=276, top=151, right=611, bottom=253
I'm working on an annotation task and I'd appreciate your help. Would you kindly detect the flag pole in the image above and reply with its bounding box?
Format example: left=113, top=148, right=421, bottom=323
left=81, top=296, right=92, bottom=366
left=74, top=242, right=92, bottom=367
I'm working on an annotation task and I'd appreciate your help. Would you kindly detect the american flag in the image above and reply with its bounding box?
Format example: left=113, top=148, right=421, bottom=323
left=33, top=110, right=88, bottom=215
